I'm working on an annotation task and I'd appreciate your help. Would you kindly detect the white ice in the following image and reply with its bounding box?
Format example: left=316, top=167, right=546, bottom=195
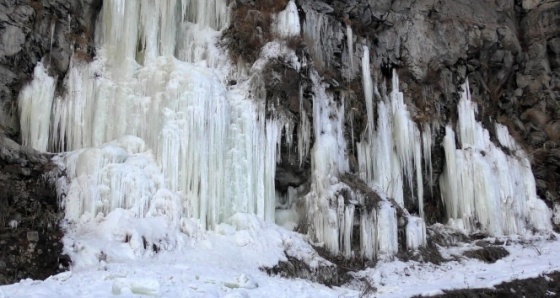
left=439, top=80, right=552, bottom=236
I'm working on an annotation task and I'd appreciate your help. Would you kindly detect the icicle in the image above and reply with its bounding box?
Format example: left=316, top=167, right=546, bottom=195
left=360, top=209, right=377, bottom=259
left=440, top=80, right=552, bottom=235
left=406, top=216, right=427, bottom=250
left=377, top=201, right=398, bottom=256
left=274, top=1, right=301, bottom=38
left=310, top=71, right=349, bottom=193
left=18, top=62, right=56, bottom=152
left=182, top=0, right=229, bottom=31
left=361, top=45, right=374, bottom=143
left=297, top=86, right=311, bottom=166
left=495, top=124, right=519, bottom=151
left=422, top=123, right=433, bottom=196
left=357, top=65, right=423, bottom=214
left=346, top=24, right=354, bottom=75
left=302, top=6, right=334, bottom=70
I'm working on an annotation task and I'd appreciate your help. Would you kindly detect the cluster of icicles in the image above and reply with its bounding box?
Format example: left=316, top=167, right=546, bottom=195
left=17, top=0, right=551, bottom=261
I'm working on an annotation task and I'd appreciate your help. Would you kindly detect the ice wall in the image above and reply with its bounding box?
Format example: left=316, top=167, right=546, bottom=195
left=18, top=0, right=282, bottom=231
left=439, top=81, right=552, bottom=235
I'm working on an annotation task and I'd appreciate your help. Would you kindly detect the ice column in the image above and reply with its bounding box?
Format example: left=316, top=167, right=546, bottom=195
left=274, top=1, right=301, bottom=38
left=357, top=48, right=426, bottom=216
left=18, top=62, right=56, bottom=152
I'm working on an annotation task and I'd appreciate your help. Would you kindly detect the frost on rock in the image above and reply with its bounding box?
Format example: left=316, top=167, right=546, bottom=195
left=439, top=80, right=552, bottom=236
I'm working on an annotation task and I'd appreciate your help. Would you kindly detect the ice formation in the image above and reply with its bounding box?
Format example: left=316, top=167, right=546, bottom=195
left=439, top=81, right=552, bottom=235
left=18, top=62, right=56, bottom=152
left=406, top=216, right=427, bottom=250
left=357, top=47, right=426, bottom=217
left=274, top=1, right=301, bottom=38
left=15, top=0, right=554, bottom=268
left=18, top=0, right=282, bottom=231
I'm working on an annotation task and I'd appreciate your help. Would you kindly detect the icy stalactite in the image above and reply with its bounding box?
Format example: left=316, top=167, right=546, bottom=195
left=361, top=45, right=375, bottom=143
left=346, top=25, right=354, bottom=75
left=377, top=201, right=399, bottom=256
left=56, top=136, right=183, bottom=223
left=422, top=123, right=434, bottom=196
left=181, top=0, right=229, bottom=30
left=274, top=1, right=301, bottom=38
left=406, top=216, right=427, bottom=250
left=18, top=62, right=56, bottom=152
left=310, top=71, right=349, bottom=193
left=302, top=69, right=350, bottom=256
left=342, top=24, right=356, bottom=80
left=302, top=6, right=341, bottom=70
left=297, top=86, right=311, bottom=167
left=97, top=0, right=229, bottom=77
left=440, top=81, right=552, bottom=236
left=357, top=49, right=426, bottom=217
left=495, top=124, right=520, bottom=151
left=389, top=71, right=424, bottom=211
left=302, top=67, right=406, bottom=259
left=359, top=208, right=377, bottom=260
left=97, top=0, right=141, bottom=78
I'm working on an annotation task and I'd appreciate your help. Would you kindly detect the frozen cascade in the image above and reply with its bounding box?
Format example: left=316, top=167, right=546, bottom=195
left=301, top=68, right=403, bottom=259
left=439, top=80, right=552, bottom=235
left=422, top=123, right=434, bottom=196
left=18, top=62, right=56, bottom=152
left=406, top=216, right=427, bottom=250
left=302, top=3, right=341, bottom=70
left=274, top=1, right=301, bottom=38
left=357, top=47, right=426, bottom=218
left=303, top=70, right=349, bottom=255
left=19, top=0, right=282, bottom=231
left=346, top=25, right=354, bottom=75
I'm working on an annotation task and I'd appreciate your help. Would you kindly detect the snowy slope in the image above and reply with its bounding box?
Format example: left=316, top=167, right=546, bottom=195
left=1, top=226, right=560, bottom=297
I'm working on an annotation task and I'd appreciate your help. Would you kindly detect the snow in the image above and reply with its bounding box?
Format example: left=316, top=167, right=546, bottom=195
left=1, top=213, right=344, bottom=298
left=351, top=234, right=560, bottom=298
left=2, top=223, right=560, bottom=297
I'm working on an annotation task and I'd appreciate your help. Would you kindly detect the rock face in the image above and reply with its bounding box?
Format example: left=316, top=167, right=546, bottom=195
left=0, top=0, right=101, bottom=285
left=0, top=134, right=66, bottom=284
left=0, top=0, right=101, bottom=137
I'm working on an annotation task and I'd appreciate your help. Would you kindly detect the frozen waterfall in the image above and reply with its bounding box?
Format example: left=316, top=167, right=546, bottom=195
left=439, top=81, right=552, bottom=235
left=16, top=0, right=552, bottom=264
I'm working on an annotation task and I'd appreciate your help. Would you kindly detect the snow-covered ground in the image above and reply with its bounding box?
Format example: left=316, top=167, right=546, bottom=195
left=1, top=219, right=559, bottom=298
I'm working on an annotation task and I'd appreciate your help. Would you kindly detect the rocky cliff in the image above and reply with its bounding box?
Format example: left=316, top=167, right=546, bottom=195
left=0, top=0, right=101, bottom=284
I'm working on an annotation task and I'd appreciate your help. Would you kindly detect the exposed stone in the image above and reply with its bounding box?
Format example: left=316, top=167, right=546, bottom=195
left=522, top=0, right=542, bottom=11
left=463, top=246, right=510, bottom=263
left=26, top=231, right=39, bottom=242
